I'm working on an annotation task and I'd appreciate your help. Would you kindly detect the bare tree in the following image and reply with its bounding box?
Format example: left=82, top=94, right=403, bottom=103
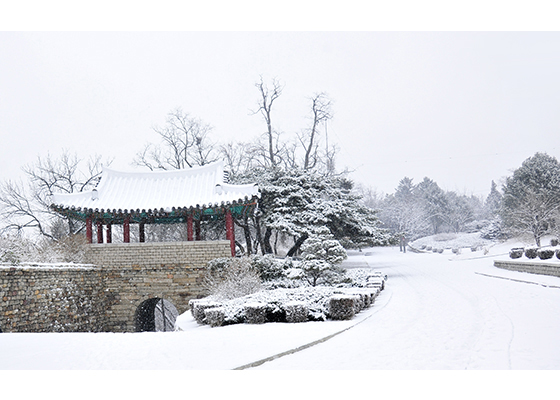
left=0, top=151, right=108, bottom=240
left=298, top=93, right=332, bottom=170
left=252, top=76, right=284, bottom=168
left=134, top=108, right=218, bottom=170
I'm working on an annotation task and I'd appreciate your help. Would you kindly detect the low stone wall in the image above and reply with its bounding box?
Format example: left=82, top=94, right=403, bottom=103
left=1, top=241, right=233, bottom=333
left=494, top=260, right=560, bottom=278
left=86, top=240, right=231, bottom=267
left=0, top=265, right=109, bottom=332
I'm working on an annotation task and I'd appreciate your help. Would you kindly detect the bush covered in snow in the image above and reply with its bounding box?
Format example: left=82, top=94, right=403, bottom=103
left=296, top=228, right=348, bottom=287
left=202, top=257, right=262, bottom=300
left=250, top=254, right=292, bottom=281
left=480, top=217, right=508, bottom=240
left=525, top=247, right=539, bottom=259
left=537, top=248, right=555, bottom=260
left=190, top=268, right=386, bottom=327
left=0, top=234, right=88, bottom=265
left=509, top=248, right=524, bottom=259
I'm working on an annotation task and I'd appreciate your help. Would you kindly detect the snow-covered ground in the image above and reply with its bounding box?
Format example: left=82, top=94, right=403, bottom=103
left=2, top=239, right=560, bottom=397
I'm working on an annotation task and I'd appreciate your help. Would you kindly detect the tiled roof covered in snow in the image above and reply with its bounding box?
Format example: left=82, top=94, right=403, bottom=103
left=50, top=161, right=259, bottom=222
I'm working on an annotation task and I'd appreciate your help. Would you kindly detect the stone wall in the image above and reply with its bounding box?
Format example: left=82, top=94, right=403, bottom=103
left=1, top=241, right=232, bottom=333
left=86, top=240, right=231, bottom=267
left=0, top=265, right=108, bottom=332
left=494, top=260, right=560, bottom=278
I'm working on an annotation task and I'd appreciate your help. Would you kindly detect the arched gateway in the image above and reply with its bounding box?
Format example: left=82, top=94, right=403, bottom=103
left=21, top=161, right=262, bottom=333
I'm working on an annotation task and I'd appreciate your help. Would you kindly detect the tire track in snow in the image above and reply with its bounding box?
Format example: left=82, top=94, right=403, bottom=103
left=232, top=288, right=394, bottom=370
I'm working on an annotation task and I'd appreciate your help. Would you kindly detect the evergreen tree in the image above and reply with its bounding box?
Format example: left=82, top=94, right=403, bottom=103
left=415, top=177, right=449, bottom=235
left=444, top=191, right=474, bottom=233
left=501, top=152, right=560, bottom=246
left=298, top=227, right=347, bottom=286
left=378, top=177, right=431, bottom=241
left=235, top=167, right=391, bottom=255
left=484, top=180, right=502, bottom=218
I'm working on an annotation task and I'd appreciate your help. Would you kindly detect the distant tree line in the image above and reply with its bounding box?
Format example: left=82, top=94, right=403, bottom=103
left=366, top=176, right=501, bottom=243
left=369, top=152, right=560, bottom=248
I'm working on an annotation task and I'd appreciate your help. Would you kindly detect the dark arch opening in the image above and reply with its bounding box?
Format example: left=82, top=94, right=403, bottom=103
left=135, top=298, right=161, bottom=332
left=134, top=298, right=179, bottom=332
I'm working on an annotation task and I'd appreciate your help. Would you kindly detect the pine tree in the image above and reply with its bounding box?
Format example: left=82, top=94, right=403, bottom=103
left=501, top=152, right=560, bottom=246
left=235, top=167, right=391, bottom=255
left=415, top=177, right=449, bottom=235
left=484, top=180, right=502, bottom=218
left=298, top=227, right=347, bottom=286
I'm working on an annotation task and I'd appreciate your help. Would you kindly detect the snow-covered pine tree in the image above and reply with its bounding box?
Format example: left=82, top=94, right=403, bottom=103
left=501, top=152, right=560, bottom=246
left=484, top=180, right=503, bottom=218
left=298, top=227, right=348, bottom=286
left=235, top=167, right=391, bottom=255
left=415, top=177, right=449, bottom=235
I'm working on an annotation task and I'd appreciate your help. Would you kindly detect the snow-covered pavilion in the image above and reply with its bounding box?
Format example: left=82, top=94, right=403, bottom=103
left=50, top=161, right=259, bottom=256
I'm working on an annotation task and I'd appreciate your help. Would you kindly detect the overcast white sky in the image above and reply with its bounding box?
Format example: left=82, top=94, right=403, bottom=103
left=2, top=4, right=560, bottom=198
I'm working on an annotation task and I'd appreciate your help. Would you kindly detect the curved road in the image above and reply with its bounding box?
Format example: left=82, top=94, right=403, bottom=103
left=255, top=247, right=560, bottom=369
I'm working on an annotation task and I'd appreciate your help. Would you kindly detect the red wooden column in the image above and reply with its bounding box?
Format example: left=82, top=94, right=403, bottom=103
left=123, top=215, right=130, bottom=243
left=96, top=220, right=103, bottom=244
left=225, top=208, right=235, bottom=256
left=187, top=214, right=194, bottom=241
left=86, top=217, right=93, bottom=244
left=106, top=223, right=112, bottom=243
left=139, top=222, right=145, bottom=243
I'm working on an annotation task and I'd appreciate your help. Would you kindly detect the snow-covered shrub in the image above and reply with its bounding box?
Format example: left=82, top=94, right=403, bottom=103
left=537, top=248, right=555, bottom=260
left=192, top=268, right=386, bottom=326
left=452, top=248, right=461, bottom=255
left=480, top=217, right=507, bottom=240
left=204, top=307, right=225, bottom=327
left=202, top=257, right=262, bottom=300
left=509, top=248, right=524, bottom=259
left=525, top=247, right=539, bottom=259
left=551, top=238, right=559, bottom=247
left=297, top=228, right=348, bottom=287
left=0, top=234, right=88, bottom=265
left=251, top=254, right=288, bottom=281
left=0, top=235, right=37, bottom=265
left=244, top=302, right=267, bottom=324
left=328, top=295, right=358, bottom=320
left=556, top=249, right=560, bottom=260
left=189, top=300, right=223, bottom=324
left=285, top=301, right=308, bottom=323
left=464, top=220, right=489, bottom=233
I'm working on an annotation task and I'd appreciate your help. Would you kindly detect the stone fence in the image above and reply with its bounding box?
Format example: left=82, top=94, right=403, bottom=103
left=1, top=265, right=108, bottom=332
left=494, top=260, right=560, bottom=278
left=1, top=240, right=231, bottom=333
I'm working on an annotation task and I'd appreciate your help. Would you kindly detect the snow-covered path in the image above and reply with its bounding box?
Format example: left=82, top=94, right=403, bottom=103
left=256, top=247, right=560, bottom=369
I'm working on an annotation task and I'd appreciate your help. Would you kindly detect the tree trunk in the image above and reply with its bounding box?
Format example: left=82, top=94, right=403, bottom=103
left=253, top=214, right=266, bottom=255
left=287, top=233, right=309, bottom=257
left=263, top=227, right=273, bottom=254
left=234, top=215, right=253, bottom=255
